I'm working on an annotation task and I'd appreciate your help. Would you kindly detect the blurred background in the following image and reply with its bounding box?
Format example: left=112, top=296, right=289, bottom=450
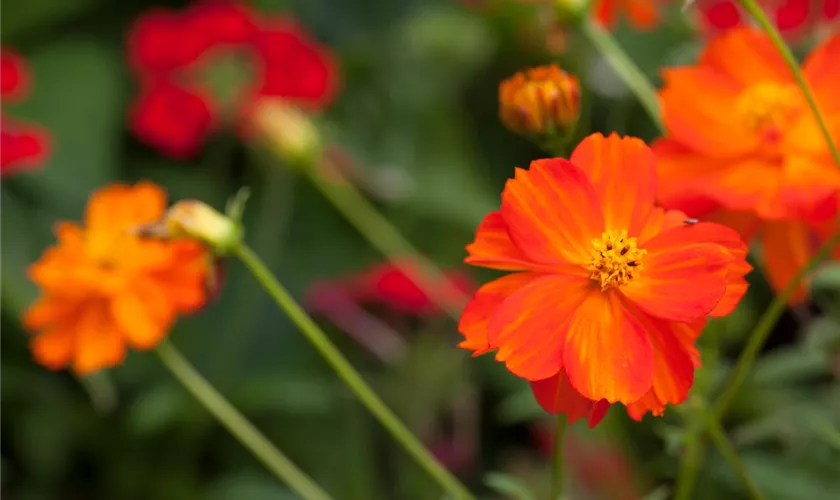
left=2, top=0, right=840, bottom=499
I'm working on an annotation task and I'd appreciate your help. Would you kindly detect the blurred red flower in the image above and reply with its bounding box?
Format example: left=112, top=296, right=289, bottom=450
left=1, top=48, right=50, bottom=176
left=596, top=0, right=664, bottom=30
left=696, top=0, right=840, bottom=38
left=126, top=0, right=337, bottom=158
left=306, top=261, right=474, bottom=363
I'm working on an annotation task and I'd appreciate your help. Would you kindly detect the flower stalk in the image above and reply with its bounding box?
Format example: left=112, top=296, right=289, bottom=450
left=156, top=340, right=332, bottom=500
left=551, top=414, right=567, bottom=500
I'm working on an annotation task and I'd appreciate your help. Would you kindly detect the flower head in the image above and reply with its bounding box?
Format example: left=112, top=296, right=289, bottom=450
left=126, top=0, right=337, bottom=158
left=654, top=29, right=840, bottom=303
left=1, top=48, right=50, bottom=176
left=595, top=0, right=662, bottom=30
left=458, top=133, right=751, bottom=424
left=499, top=65, right=580, bottom=141
left=24, top=183, right=209, bottom=374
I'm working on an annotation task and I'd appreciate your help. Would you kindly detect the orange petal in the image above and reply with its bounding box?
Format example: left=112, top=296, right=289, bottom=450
left=626, top=0, right=659, bottom=29
left=501, top=159, right=604, bottom=267
left=563, top=291, right=654, bottom=403
left=72, top=305, right=126, bottom=375
left=530, top=371, right=609, bottom=427
left=804, top=35, right=840, bottom=116
left=638, top=207, right=689, bottom=245
left=489, top=273, right=593, bottom=381
left=31, top=328, right=75, bottom=370
left=623, top=225, right=733, bottom=321
left=703, top=210, right=761, bottom=243
left=659, top=68, right=757, bottom=158
left=625, top=389, right=664, bottom=420
left=778, top=154, right=840, bottom=222
left=458, top=272, right=539, bottom=355
left=699, top=28, right=791, bottom=87
left=595, top=0, right=620, bottom=27
left=570, top=133, right=656, bottom=235
left=85, top=182, right=167, bottom=233
left=111, top=290, right=173, bottom=349
left=760, top=220, right=813, bottom=304
left=465, top=211, right=534, bottom=271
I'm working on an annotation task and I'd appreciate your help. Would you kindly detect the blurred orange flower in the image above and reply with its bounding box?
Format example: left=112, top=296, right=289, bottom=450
left=654, top=29, right=840, bottom=302
left=458, top=133, right=751, bottom=425
left=499, top=65, right=580, bottom=140
left=24, top=183, right=209, bottom=374
left=595, top=0, right=663, bottom=30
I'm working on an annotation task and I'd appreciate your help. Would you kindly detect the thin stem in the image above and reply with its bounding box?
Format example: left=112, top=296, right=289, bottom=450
left=580, top=20, right=663, bottom=133
left=155, top=340, right=331, bottom=500
left=738, top=0, right=840, bottom=170
left=305, top=165, right=468, bottom=321
left=550, top=414, right=567, bottom=500
left=714, top=228, right=840, bottom=418
left=233, top=244, right=475, bottom=500
left=699, top=404, right=763, bottom=500
left=673, top=434, right=705, bottom=500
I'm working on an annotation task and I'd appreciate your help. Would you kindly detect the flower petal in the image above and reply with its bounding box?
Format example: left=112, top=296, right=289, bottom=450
left=72, top=305, right=126, bottom=375
left=760, top=220, right=813, bottom=304
left=465, top=211, right=534, bottom=271
left=623, top=224, right=734, bottom=321
left=489, top=273, right=593, bottom=381
left=638, top=207, right=689, bottom=245
left=458, top=272, right=539, bottom=355
left=563, top=291, right=654, bottom=403
left=31, top=328, right=75, bottom=370
left=804, top=35, right=840, bottom=116
left=112, top=289, right=174, bottom=349
left=530, top=371, right=609, bottom=427
left=569, top=133, right=656, bottom=235
left=659, top=67, right=757, bottom=157
left=501, top=159, right=604, bottom=267
left=778, top=154, right=840, bottom=222
left=699, top=28, right=791, bottom=87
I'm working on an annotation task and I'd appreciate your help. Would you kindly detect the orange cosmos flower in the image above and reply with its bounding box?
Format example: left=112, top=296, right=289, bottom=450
left=654, top=29, right=840, bottom=303
left=458, top=133, right=751, bottom=425
left=595, top=0, right=663, bottom=30
left=24, top=182, right=209, bottom=374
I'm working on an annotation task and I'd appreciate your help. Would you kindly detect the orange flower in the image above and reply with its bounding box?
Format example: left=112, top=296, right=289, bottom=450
left=499, top=65, right=580, bottom=140
left=24, top=182, right=208, bottom=374
left=595, top=0, right=662, bottom=30
left=654, top=29, right=840, bottom=303
left=458, top=133, right=751, bottom=424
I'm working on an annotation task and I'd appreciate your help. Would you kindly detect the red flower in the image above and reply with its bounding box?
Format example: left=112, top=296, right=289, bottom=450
left=696, top=0, right=840, bottom=38
left=458, top=133, right=751, bottom=425
left=126, top=0, right=337, bottom=158
left=306, top=261, right=474, bottom=362
left=1, top=48, right=50, bottom=176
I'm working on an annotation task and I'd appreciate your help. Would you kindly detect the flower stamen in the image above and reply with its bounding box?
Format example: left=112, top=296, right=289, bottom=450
left=586, top=230, right=646, bottom=290
left=736, top=82, right=802, bottom=143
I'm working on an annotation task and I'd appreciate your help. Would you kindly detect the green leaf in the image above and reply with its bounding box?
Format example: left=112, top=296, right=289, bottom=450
left=484, top=472, right=538, bottom=500
left=11, top=39, right=125, bottom=212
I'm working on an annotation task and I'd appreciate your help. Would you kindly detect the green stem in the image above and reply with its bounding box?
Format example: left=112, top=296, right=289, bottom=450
left=673, top=434, right=705, bottom=500
left=155, top=340, right=331, bottom=500
left=550, top=415, right=567, bottom=500
left=580, top=20, right=663, bottom=133
left=699, top=403, right=763, bottom=500
left=738, top=0, right=840, bottom=170
left=305, top=166, right=468, bottom=321
left=714, top=228, right=840, bottom=418
left=233, top=244, right=475, bottom=500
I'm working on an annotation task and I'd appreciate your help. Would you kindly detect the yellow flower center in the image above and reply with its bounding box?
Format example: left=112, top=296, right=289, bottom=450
left=736, top=82, right=801, bottom=142
left=586, top=230, right=646, bottom=290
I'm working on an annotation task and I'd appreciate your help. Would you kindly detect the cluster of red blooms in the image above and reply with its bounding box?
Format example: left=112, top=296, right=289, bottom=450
left=1, top=49, right=50, bottom=176
left=127, top=0, right=336, bottom=158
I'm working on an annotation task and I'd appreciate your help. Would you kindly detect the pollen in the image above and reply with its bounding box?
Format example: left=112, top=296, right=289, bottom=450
left=586, top=230, right=646, bottom=290
left=736, top=82, right=802, bottom=142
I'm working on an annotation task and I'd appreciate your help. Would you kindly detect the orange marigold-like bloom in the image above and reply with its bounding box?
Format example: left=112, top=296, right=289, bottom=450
left=499, top=65, right=580, bottom=140
left=595, top=0, right=663, bottom=30
left=654, top=29, right=840, bottom=303
left=458, top=133, right=751, bottom=425
left=24, top=182, right=209, bottom=374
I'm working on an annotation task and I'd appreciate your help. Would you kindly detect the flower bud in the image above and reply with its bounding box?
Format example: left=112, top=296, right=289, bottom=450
left=554, top=0, right=591, bottom=27
left=136, top=200, right=242, bottom=255
left=251, top=98, right=321, bottom=169
left=499, top=64, right=580, bottom=142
